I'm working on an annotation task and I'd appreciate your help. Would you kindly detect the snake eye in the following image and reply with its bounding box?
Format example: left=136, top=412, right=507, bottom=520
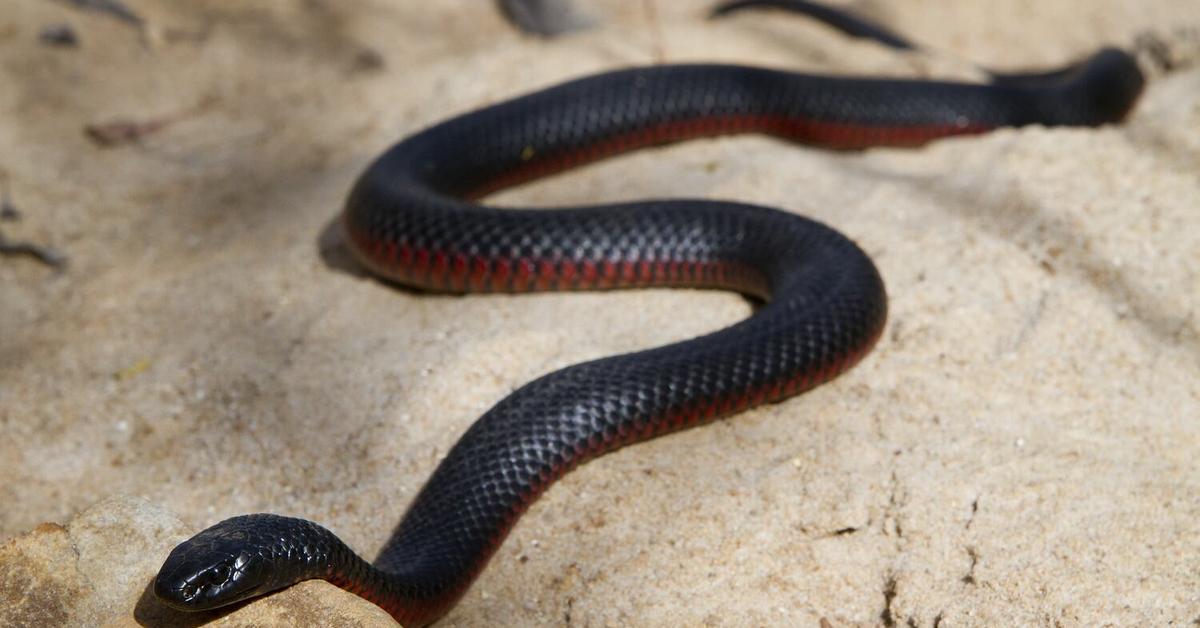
left=182, top=583, right=200, bottom=600
left=209, top=563, right=232, bottom=585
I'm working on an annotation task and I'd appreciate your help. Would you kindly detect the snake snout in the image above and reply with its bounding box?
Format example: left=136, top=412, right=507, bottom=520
left=153, top=552, right=245, bottom=610
left=154, top=513, right=332, bottom=612
left=1073, top=48, right=1146, bottom=124
left=153, top=518, right=277, bottom=610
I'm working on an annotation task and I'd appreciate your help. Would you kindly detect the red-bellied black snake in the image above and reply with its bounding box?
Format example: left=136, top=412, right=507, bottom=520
left=153, top=1, right=1145, bottom=625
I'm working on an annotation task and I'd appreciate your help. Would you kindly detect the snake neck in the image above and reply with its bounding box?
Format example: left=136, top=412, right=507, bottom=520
left=320, top=540, right=459, bottom=627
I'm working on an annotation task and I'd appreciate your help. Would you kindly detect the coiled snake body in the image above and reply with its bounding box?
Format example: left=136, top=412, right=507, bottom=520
left=154, top=3, right=1144, bottom=625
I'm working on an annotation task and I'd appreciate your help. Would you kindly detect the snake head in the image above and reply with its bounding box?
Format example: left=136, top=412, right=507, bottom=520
left=154, top=514, right=293, bottom=611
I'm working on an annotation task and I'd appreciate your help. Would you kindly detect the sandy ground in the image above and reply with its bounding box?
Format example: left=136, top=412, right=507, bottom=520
left=1, top=0, right=1198, bottom=626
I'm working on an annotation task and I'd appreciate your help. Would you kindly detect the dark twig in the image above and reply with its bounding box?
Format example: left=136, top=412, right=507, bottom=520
left=1, top=181, right=19, bottom=221
left=0, top=179, right=68, bottom=270
left=498, top=0, right=595, bottom=37
left=56, top=0, right=143, bottom=28
left=0, top=233, right=69, bottom=269
left=85, top=96, right=216, bottom=148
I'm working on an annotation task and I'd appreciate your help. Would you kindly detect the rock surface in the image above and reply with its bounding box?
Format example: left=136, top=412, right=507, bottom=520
left=0, top=495, right=394, bottom=626
left=1, top=0, right=1198, bottom=626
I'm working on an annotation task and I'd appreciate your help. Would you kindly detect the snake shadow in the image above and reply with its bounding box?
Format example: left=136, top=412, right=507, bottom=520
left=317, top=217, right=372, bottom=282
left=317, top=217, right=439, bottom=299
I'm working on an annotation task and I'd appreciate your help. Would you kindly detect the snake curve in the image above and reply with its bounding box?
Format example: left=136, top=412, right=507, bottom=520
left=153, top=3, right=1145, bottom=626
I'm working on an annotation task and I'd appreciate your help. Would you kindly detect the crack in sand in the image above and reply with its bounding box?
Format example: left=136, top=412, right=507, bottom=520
left=961, top=546, right=979, bottom=586
left=876, top=463, right=910, bottom=627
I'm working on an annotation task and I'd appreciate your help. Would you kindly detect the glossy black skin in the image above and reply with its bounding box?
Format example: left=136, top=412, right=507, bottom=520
left=153, top=4, right=1145, bottom=626
left=155, top=515, right=348, bottom=611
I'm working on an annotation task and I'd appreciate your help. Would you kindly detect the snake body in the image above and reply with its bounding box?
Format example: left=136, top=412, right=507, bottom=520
left=153, top=4, right=1144, bottom=625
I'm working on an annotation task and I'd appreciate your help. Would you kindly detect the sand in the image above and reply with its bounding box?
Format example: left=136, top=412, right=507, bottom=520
left=1, top=0, right=1198, bottom=625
